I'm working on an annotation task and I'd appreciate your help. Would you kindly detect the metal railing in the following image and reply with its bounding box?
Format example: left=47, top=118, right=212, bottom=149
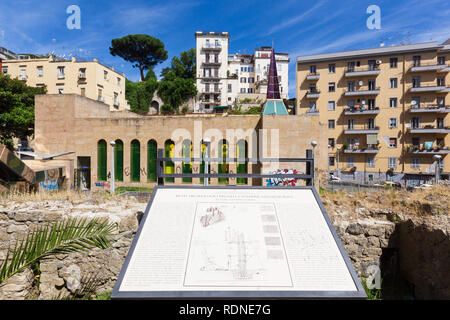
left=156, top=148, right=314, bottom=186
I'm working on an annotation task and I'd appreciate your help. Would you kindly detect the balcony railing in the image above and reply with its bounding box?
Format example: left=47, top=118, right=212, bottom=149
left=306, top=72, right=320, bottom=80
left=306, top=89, right=320, bottom=98
left=408, top=145, right=450, bottom=154
left=344, top=106, right=380, bottom=115
left=344, top=87, right=380, bottom=96
left=409, top=62, right=449, bottom=72
left=202, top=59, right=221, bottom=66
left=345, top=66, right=380, bottom=77
left=408, top=125, right=450, bottom=133
left=344, top=146, right=379, bottom=153
left=202, top=43, right=222, bottom=50
left=409, top=84, right=446, bottom=92
left=409, top=104, right=450, bottom=113
left=203, top=88, right=222, bottom=94
left=344, top=125, right=379, bottom=134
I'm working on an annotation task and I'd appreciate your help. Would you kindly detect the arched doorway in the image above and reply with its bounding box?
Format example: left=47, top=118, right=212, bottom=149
left=150, top=101, right=159, bottom=114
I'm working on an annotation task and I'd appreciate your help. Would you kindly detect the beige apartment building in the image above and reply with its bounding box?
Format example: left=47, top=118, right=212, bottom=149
left=2, top=54, right=128, bottom=111
left=297, top=41, right=450, bottom=185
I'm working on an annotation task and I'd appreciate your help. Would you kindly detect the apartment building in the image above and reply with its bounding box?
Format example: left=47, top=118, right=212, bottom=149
left=2, top=54, right=128, bottom=111
left=297, top=41, right=450, bottom=184
left=195, top=31, right=289, bottom=113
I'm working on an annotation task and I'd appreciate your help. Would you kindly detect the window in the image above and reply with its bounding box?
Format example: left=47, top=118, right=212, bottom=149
left=58, top=88, right=64, bottom=94
left=367, top=118, right=375, bottom=129
left=115, top=139, right=124, bottom=182
left=390, top=57, right=398, bottom=68
left=248, top=77, right=254, bottom=83
left=438, top=56, right=445, bottom=65
left=411, top=158, right=420, bottom=169
left=346, top=156, right=355, bottom=167
left=347, top=119, right=354, bottom=130
left=240, top=88, right=246, bottom=93
left=411, top=117, right=420, bottom=129
left=228, top=84, right=232, bottom=93
left=389, top=118, right=397, bottom=128
left=368, top=60, right=377, bottom=70
left=367, top=156, right=375, bottom=168
left=114, top=92, right=119, bottom=107
left=117, top=77, right=121, bottom=85
left=437, top=97, right=445, bottom=106
left=328, top=64, right=335, bottom=73
left=437, top=117, right=445, bottom=129
left=328, top=138, right=335, bottom=148
left=389, top=138, right=397, bottom=148
left=329, top=156, right=335, bottom=166
left=412, top=76, right=421, bottom=88
left=413, top=55, right=421, bottom=67
left=97, top=88, right=103, bottom=101
left=368, top=99, right=376, bottom=109
left=390, top=78, right=398, bottom=88
left=20, top=69, right=26, bottom=80
left=309, top=65, right=316, bottom=74
left=37, top=66, right=43, bottom=77
left=248, top=88, right=253, bottom=93
left=388, top=157, right=397, bottom=169
left=412, top=137, right=420, bottom=146
left=368, top=79, right=376, bottom=90
left=437, top=77, right=445, bottom=87
left=411, top=96, right=420, bottom=108
left=347, top=81, right=355, bottom=91
left=347, top=100, right=355, bottom=108
left=348, top=61, right=355, bottom=72
left=2, top=67, right=7, bottom=75
left=328, top=119, right=335, bottom=129
left=240, top=77, right=246, bottom=83
left=390, top=98, right=398, bottom=108
left=328, top=101, right=335, bottom=111
left=57, top=66, right=65, bottom=79
left=80, top=87, right=86, bottom=96
left=130, top=140, right=140, bottom=182
left=309, top=102, right=317, bottom=112
left=328, top=82, right=335, bottom=92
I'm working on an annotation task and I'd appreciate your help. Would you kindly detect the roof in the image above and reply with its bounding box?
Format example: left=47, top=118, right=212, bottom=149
left=442, top=38, right=450, bottom=45
left=297, top=42, right=441, bottom=63
left=263, top=100, right=288, bottom=115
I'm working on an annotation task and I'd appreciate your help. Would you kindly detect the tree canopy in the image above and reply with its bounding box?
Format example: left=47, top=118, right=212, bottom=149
left=110, top=34, right=168, bottom=81
left=0, top=74, right=46, bottom=148
left=160, top=48, right=196, bottom=79
left=125, top=78, right=158, bottom=114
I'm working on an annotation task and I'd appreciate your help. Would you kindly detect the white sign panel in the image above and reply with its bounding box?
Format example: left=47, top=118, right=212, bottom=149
left=112, top=186, right=365, bottom=299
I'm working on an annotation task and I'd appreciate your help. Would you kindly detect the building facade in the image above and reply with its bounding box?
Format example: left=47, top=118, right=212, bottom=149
left=195, top=32, right=289, bottom=113
left=3, top=55, right=128, bottom=111
left=296, top=41, right=450, bottom=184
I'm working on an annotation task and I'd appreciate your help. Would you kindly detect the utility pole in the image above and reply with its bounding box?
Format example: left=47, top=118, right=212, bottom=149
left=203, top=138, right=211, bottom=186
left=110, top=141, right=116, bottom=194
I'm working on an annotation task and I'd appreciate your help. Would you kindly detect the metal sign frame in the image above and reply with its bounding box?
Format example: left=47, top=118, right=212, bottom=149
left=111, top=185, right=367, bottom=300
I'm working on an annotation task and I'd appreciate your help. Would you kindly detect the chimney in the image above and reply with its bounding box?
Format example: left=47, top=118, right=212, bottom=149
left=93, top=57, right=98, bottom=62
left=71, top=56, right=76, bottom=62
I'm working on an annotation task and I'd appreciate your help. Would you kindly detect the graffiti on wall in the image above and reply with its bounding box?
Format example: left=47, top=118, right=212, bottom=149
left=266, top=169, right=298, bottom=186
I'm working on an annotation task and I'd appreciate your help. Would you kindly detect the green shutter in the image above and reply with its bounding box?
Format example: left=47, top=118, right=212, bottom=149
left=115, top=140, right=123, bottom=181
left=237, top=140, right=248, bottom=184
left=147, top=140, right=157, bottom=182
left=97, top=140, right=107, bottom=181
left=182, top=140, right=192, bottom=183
left=165, top=140, right=174, bottom=183
left=131, top=140, right=140, bottom=182
left=218, top=140, right=229, bottom=184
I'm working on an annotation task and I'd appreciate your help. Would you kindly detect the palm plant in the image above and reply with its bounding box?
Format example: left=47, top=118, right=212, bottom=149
left=0, top=217, right=118, bottom=285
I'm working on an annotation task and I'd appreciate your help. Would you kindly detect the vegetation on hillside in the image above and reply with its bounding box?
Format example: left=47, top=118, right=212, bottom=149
left=0, top=74, right=46, bottom=148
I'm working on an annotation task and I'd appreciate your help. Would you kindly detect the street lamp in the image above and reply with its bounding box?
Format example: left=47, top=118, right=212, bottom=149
left=433, top=154, right=442, bottom=184
left=110, top=141, right=116, bottom=194
left=311, top=141, right=317, bottom=186
left=336, top=145, right=341, bottom=178
left=203, top=138, right=211, bottom=186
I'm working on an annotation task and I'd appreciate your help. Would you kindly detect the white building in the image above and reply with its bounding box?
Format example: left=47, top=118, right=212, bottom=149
left=195, top=32, right=289, bottom=113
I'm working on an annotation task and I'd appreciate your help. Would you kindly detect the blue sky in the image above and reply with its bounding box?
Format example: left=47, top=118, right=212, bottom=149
left=1, top=0, right=450, bottom=98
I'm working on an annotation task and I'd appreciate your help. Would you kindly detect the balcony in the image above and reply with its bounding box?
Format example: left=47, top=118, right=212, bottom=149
left=345, top=66, right=380, bottom=77
left=409, top=62, right=448, bottom=72
left=408, top=145, right=450, bottom=155
left=344, top=126, right=379, bottom=134
left=306, top=72, right=320, bottom=80
left=202, top=43, right=222, bottom=51
left=200, top=74, right=221, bottom=81
left=408, top=125, right=450, bottom=134
left=305, top=89, right=320, bottom=99
left=344, top=146, right=379, bottom=154
left=408, top=85, right=446, bottom=93
left=409, top=104, right=450, bottom=113
left=19, top=75, right=27, bottom=81
left=203, top=88, right=222, bottom=94
left=202, top=59, right=221, bottom=66
left=344, top=87, right=380, bottom=96
left=344, top=106, right=380, bottom=115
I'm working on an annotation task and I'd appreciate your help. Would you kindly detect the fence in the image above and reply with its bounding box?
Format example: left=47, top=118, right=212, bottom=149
left=156, top=148, right=314, bottom=187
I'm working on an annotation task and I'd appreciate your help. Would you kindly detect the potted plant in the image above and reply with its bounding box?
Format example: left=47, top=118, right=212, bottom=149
left=343, top=142, right=349, bottom=150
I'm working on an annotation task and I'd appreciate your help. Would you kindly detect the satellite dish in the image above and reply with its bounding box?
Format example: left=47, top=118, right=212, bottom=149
left=359, top=80, right=363, bottom=86
left=411, top=100, right=417, bottom=106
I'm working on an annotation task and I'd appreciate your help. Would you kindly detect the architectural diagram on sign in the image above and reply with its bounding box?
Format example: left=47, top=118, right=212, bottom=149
left=184, top=203, right=293, bottom=287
